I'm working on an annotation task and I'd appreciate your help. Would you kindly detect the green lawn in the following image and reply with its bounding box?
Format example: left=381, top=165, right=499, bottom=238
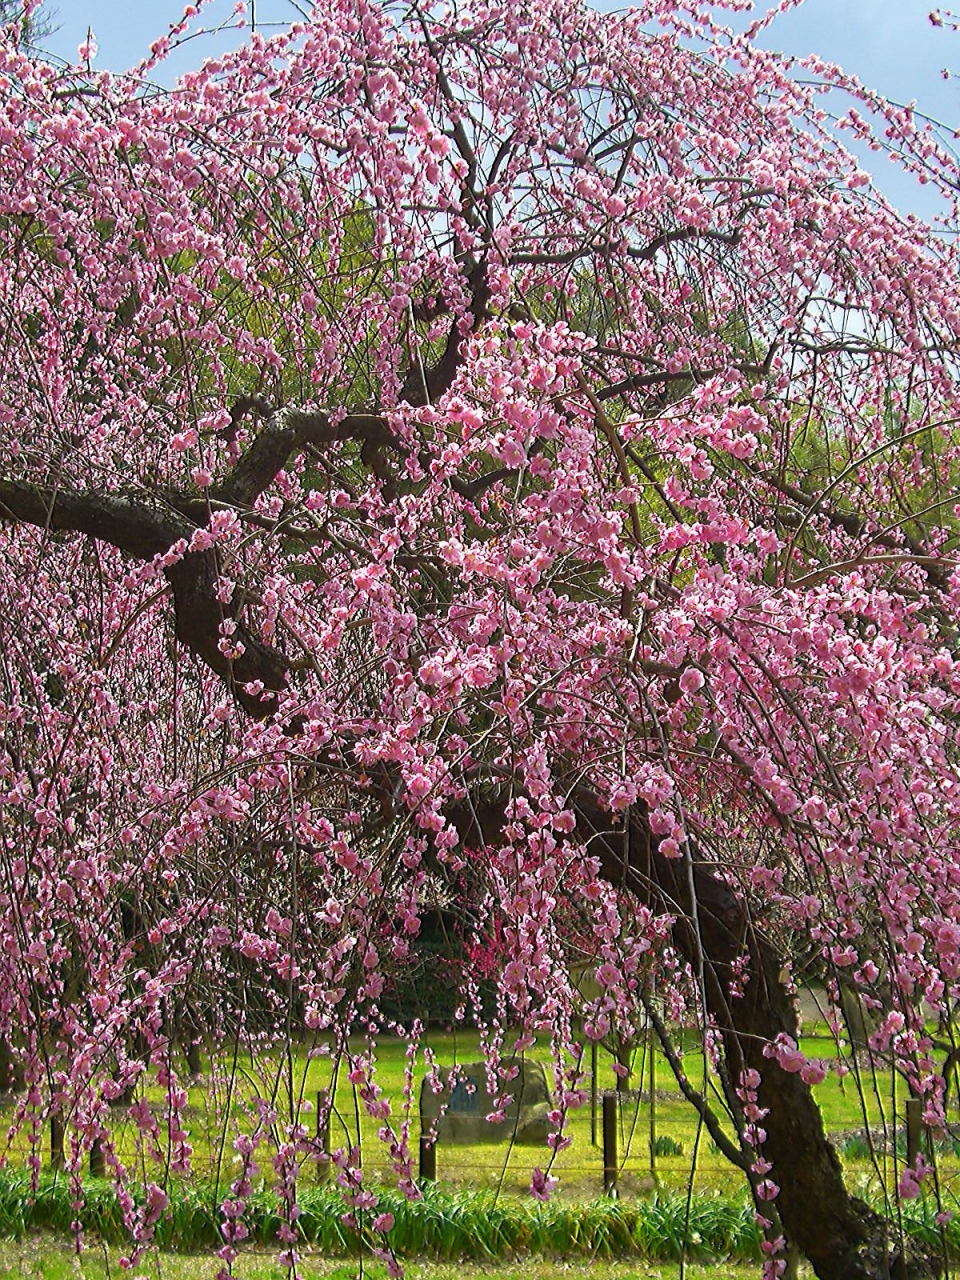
left=155, top=1025, right=960, bottom=1197
left=0, top=1022, right=952, bottom=1279
left=0, top=1239, right=779, bottom=1280
left=0, top=1029, right=748, bottom=1196
left=4, top=1020, right=959, bottom=1203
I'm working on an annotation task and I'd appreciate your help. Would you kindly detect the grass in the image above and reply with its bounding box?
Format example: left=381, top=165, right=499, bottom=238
left=2, top=1029, right=743, bottom=1198
left=6, top=1020, right=942, bottom=1202
left=3, top=1016, right=960, bottom=1275
left=0, top=1239, right=765, bottom=1280
left=0, top=1168, right=955, bottom=1270
left=0, top=1018, right=955, bottom=1280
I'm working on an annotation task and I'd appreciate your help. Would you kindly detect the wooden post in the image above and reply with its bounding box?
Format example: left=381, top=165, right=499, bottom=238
left=50, top=1113, right=64, bottom=1171
left=890, top=1059, right=897, bottom=1148
left=316, top=1089, right=330, bottom=1183
left=648, top=1024, right=657, bottom=1181
left=590, top=1040, right=598, bottom=1147
left=185, top=1038, right=203, bottom=1080
left=905, top=1096, right=922, bottom=1168
left=0, top=1039, right=15, bottom=1093
left=602, top=1092, right=618, bottom=1195
left=419, top=1134, right=436, bottom=1183
left=90, top=1137, right=106, bottom=1179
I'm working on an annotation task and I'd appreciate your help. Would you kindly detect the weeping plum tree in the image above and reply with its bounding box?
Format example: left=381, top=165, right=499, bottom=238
left=0, top=0, right=958, bottom=1275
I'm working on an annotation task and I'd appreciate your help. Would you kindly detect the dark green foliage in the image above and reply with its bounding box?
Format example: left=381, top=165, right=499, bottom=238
left=0, top=1172, right=954, bottom=1265
left=376, top=910, right=497, bottom=1028
left=652, top=1135, right=685, bottom=1157
left=839, top=1134, right=875, bottom=1162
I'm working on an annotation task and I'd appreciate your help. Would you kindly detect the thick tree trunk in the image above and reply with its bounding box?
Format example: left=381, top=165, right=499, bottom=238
left=451, top=794, right=937, bottom=1279
left=580, top=799, right=938, bottom=1280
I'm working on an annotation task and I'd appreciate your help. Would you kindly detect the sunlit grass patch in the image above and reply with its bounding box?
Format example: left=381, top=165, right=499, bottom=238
left=0, top=1238, right=765, bottom=1280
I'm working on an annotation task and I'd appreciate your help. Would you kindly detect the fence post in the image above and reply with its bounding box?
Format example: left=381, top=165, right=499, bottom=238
left=419, top=1134, right=436, bottom=1183
left=602, top=1092, right=618, bottom=1195
left=50, top=1112, right=64, bottom=1171
left=316, top=1089, right=331, bottom=1182
left=648, top=1026, right=657, bottom=1181
left=590, top=1041, right=598, bottom=1147
left=89, top=1136, right=106, bottom=1178
left=905, top=1096, right=923, bottom=1168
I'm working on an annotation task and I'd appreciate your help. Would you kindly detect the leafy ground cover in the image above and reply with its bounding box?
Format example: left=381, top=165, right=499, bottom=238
left=0, top=1170, right=953, bottom=1269
left=0, top=1176, right=766, bottom=1261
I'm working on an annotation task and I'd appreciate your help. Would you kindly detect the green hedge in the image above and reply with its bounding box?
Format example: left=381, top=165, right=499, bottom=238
left=0, top=1171, right=953, bottom=1264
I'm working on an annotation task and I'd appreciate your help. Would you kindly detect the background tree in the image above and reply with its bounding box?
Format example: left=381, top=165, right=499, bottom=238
left=0, top=1, right=958, bottom=1276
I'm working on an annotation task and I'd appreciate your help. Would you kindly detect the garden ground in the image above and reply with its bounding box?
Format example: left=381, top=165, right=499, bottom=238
left=0, top=1239, right=784, bottom=1280
left=58, top=1021, right=951, bottom=1201
left=0, top=1017, right=953, bottom=1277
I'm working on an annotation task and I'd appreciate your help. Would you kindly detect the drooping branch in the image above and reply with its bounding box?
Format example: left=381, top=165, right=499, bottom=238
left=0, top=477, right=291, bottom=718
left=640, top=995, right=751, bottom=1172
left=753, top=464, right=953, bottom=591
left=449, top=789, right=936, bottom=1280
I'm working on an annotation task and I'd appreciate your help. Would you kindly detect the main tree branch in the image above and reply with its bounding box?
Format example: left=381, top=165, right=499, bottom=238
left=449, top=790, right=937, bottom=1280
left=0, top=477, right=291, bottom=718
left=214, top=408, right=396, bottom=509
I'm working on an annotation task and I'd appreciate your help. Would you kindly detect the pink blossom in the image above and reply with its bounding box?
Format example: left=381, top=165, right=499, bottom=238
left=678, top=667, right=705, bottom=695
left=800, top=1060, right=827, bottom=1087
left=407, top=774, right=431, bottom=800
left=529, top=1167, right=558, bottom=1201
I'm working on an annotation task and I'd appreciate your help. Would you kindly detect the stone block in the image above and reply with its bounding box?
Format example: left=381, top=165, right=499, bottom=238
left=419, top=1058, right=552, bottom=1145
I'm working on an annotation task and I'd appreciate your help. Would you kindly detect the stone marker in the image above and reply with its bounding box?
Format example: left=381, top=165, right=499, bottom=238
left=420, top=1058, right=552, bottom=1145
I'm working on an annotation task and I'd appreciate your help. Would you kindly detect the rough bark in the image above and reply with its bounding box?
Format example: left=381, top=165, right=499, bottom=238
left=0, top=408, right=402, bottom=719
left=580, top=798, right=938, bottom=1280
left=0, top=1036, right=21, bottom=1093
left=450, top=793, right=937, bottom=1279
left=0, top=479, right=292, bottom=717
left=165, top=551, right=289, bottom=717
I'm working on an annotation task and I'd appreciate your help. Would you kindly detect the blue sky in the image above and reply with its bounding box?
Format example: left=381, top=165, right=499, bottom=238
left=41, top=0, right=959, bottom=219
